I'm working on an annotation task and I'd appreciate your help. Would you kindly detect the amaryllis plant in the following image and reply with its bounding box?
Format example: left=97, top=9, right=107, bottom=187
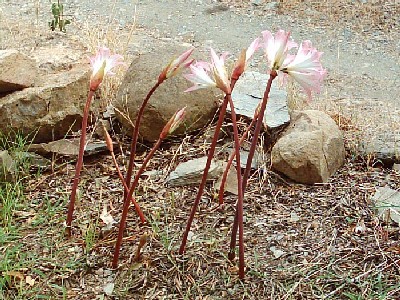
left=64, top=30, right=325, bottom=281
left=111, top=49, right=193, bottom=267
left=66, top=47, right=125, bottom=237
left=180, top=30, right=325, bottom=280
left=66, top=46, right=193, bottom=266
left=124, top=48, right=194, bottom=203
left=112, top=107, right=187, bottom=268
left=180, top=38, right=260, bottom=280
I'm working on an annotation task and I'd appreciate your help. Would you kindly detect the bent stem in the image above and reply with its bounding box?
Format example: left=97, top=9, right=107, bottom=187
left=108, top=148, right=146, bottom=224
left=112, top=138, right=162, bottom=268
left=226, top=94, right=245, bottom=279
left=178, top=96, right=229, bottom=255
left=66, top=89, right=95, bottom=237
left=229, top=71, right=277, bottom=260
left=124, top=81, right=161, bottom=198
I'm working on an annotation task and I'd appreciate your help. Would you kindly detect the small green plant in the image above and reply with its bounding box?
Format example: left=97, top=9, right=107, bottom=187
left=49, top=1, right=71, bottom=32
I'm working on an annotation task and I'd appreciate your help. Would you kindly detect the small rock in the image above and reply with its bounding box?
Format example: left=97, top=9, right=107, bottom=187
left=372, top=186, right=400, bottom=225
left=94, top=119, right=111, bottom=138
left=227, top=148, right=262, bottom=170
left=187, top=231, right=195, bottom=241
left=216, top=164, right=239, bottom=195
left=366, top=43, right=373, bottom=50
left=103, top=282, right=114, bottom=296
left=28, top=138, right=111, bottom=157
left=102, top=105, right=116, bottom=119
left=251, top=0, right=264, bottom=6
left=270, top=246, right=285, bottom=259
left=360, top=132, right=400, bottom=167
left=230, top=71, right=290, bottom=129
left=290, top=211, right=300, bottom=222
left=14, top=151, right=51, bottom=171
left=393, top=164, right=400, bottom=172
left=271, top=110, right=345, bottom=184
left=166, top=156, right=225, bottom=187
left=265, top=1, right=278, bottom=9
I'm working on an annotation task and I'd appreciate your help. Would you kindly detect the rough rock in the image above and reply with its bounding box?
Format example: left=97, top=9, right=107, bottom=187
left=166, top=156, right=225, bottom=187
left=115, top=43, right=220, bottom=142
left=0, top=44, right=97, bottom=143
left=229, top=71, right=290, bottom=146
left=230, top=71, right=290, bottom=129
left=0, top=46, right=94, bottom=142
left=359, top=132, right=400, bottom=167
left=0, top=64, right=90, bottom=142
left=28, top=138, right=111, bottom=157
left=372, top=186, right=400, bottom=225
left=0, top=50, right=38, bottom=93
left=271, top=110, right=345, bottom=184
left=0, top=150, right=15, bottom=182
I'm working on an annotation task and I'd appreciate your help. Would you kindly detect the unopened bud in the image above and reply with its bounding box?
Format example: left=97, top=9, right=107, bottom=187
left=160, top=107, right=187, bottom=139
left=231, top=49, right=246, bottom=80
left=102, top=125, right=114, bottom=152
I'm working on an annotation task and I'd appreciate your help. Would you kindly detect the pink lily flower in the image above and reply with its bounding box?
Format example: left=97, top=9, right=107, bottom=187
left=159, top=48, right=195, bottom=83
left=89, top=47, right=124, bottom=91
left=245, top=38, right=261, bottom=65
left=184, top=48, right=231, bottom=94
left=262, top=29, right=297, bottom=72
left=281, top=40, right=327, bottom=100
left=232, top=37, right=261, bottom=79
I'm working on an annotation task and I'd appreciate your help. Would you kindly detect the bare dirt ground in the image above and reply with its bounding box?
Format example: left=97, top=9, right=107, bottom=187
left=1, top=0, right=400, bottom=299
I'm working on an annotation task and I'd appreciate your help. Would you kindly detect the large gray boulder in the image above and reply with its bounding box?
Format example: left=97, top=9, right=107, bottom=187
left=114, top=43, right=220, bottom=142
left=0, top=50, right=38, bottom=93
left=271, top=110, right=345, bottom=184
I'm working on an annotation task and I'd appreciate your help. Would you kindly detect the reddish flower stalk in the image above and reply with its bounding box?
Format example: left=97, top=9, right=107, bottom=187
left=65, top=90, right=95, bottom=237
left=113, top=137, right=162, bottom=268
left=179, top=46, right=251, bottom=276
left=218, top=107, right=259, bottom=205
left=103, top=128, right=146, bottom=224
left=124, top=48, right=194, bottom=202
left=226, top=93, right=245, bottom=279
left=124, top=81, right=161, bottom=199
left=228, top=71, right=277, bottom=260
left=113, top=108, right=186, bottom=268
left=178, top=97, right=229, bottom=255
left=66, top=47, right=124, bottom=237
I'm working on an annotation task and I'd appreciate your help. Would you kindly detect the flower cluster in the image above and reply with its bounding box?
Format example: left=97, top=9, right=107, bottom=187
left=261, top=30, right=326, bottom=100
left=184, top=29, right=326, bottom=100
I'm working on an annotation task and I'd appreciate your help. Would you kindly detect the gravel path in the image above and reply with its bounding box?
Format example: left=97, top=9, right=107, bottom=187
left=68, top=0, right=400, bottom=104
left=1, top=0, right=399, bottom=145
